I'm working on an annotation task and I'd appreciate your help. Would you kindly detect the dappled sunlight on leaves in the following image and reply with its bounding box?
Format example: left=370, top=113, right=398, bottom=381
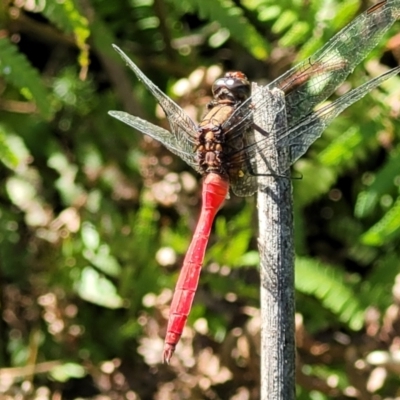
left=1, top=0, right=400, bottom=398
left=151, top=172, right=182, bottom=207
left=75, top=267, right=125, bottom=309
left=197, top=347, right=232, bottom=384
left=6, top=174, right=52, bottom=227
left=138, top=336, right=165, bottom=366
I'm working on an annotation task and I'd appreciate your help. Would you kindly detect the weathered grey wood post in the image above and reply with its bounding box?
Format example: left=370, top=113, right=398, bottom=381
left=252, top=83, right=296, bottom=400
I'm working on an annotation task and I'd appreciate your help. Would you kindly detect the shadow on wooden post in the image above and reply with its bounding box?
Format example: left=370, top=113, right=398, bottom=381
left=252, top=83, right=296, bottom=400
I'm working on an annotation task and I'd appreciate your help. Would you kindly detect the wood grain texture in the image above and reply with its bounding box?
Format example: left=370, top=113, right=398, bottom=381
left=252, top=84, right=296, bottom=400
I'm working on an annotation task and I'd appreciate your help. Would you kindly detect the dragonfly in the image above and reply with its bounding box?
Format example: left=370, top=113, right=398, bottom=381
left=109, top=0, right=400, bottom=363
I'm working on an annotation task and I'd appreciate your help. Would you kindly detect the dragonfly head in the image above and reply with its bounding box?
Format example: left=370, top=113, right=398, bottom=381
left=212, top=71, right=250, bottom=103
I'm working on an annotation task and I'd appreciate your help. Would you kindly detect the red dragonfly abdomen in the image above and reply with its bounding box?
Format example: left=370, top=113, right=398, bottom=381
left=163, top=172, right=229, bottom=363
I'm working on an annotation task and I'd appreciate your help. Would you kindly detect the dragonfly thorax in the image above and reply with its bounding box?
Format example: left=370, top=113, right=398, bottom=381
left=196, top=71, right=252, bottom=177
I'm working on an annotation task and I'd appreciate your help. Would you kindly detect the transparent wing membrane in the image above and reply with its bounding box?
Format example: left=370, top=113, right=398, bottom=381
left=109, top=0, right=400, bottom=196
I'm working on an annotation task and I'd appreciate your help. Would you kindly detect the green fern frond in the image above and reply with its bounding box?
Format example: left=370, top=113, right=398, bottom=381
left=0, top=38, right=53, bottom=119
left=0, top=125, right=19, bottom=169
left=278, top=21, right=310, bottom=47
left=297, top=0, right=360, bottom=60
left=271, top=9, right=297, bottom=34
left=355, top=147, right=400, bottom=218
left=118, top=194, right=159, bottom=295
left=90, top=19, right=117, bottom=60
left=297, top=34, right=325, bottom=61
left=42, top=0, right=90, bottom=74
left=308, top=0, right=324, bottom=14
left=361, top=196, right=400, bottom=246
left=360, top=253, right=399, bottom=311
left=330, top=0, right=360, bottom=31
left=212, top=204, right=253, bottom=267
left=178, top=0, right=268, bottom=59
left=256, top=5, right=281, bottom=22
left=131, top=195, right=158, bottom=262
left=293, top=160, right=337, bottom=207
left=295, top=257, right=365, bottom=330
left=316, top=96, right=389, bottom=171
left=317, top=124, right=372, bottom=170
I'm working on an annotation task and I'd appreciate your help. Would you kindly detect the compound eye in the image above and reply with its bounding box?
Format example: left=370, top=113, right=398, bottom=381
left=229, top=79, right=251, bottom=100
left=212, top=72, right=251, bottom=100
left=211, top=78, right=227, bottom=96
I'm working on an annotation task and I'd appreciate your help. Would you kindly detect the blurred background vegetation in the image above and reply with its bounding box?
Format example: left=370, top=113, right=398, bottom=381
left=0, top=0, right=400, bottom=399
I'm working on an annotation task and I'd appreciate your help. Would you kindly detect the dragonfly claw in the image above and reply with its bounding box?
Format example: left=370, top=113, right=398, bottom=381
left=163, top=344, right=175, bottom=364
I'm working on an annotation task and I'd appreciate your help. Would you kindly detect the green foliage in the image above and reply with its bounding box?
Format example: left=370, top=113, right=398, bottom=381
left=49, top=362, right=86, bottom=382
left=212, top=200, right=254, bottom=267
left=361, top=196, right=400, bottom=245
left=0, top=37, right=53, bottom=119
left=174, top=0, right=269, bottom=59
left=0, top=125, right=19, bottom=169
left=1, top=0, right=400, bottom=398
left=75, top=266, right=125, bottom=308
left=330, top=0, right=360, bottom=30
left=359, top=253, right=399, bottom=310
left=355, top=146, right=400, bottom=217
left=42, top=0, right=90, bottom=72
left=295, top=257, right=364, bottom=330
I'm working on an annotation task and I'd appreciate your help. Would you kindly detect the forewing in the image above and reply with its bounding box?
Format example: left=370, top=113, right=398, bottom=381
left=111, top=45, right=200, bottom=171
left=228, top=90, right=285, bottom=196
left=278, top=65, right=400, bottom=169
left=269, top=0, right=400, bottom=127
left=224, top=0, right=400, bottom=148
left=109, top=111, right=201, bottom=172
left=224, top=65, right=399, bottom=186
left=228, top=126, right=259, bottom=197
left=249, top=66, right=400, bottom=174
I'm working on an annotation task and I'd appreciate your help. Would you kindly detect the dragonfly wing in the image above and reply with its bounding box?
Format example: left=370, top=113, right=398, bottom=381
left=229, top=89, right=287, bottom=196
left=111, top=45, right=202, bottom=172
left=229, top=127, right=259, bottom=197
left=109, top=111, right=201, bottom=172
left=230, top=175, right=258, bottom=197
left=278, top=65, right=400, bottom=169
left=268, top=0, right=400, bottom=127
left=234, top=66, right=399, bottom=177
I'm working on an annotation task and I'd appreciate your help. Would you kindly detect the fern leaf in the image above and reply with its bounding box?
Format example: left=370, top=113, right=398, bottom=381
left=361, top=196, right=400, bottom=246
left=278, top=21, right=310, bottom=47
left=330, top=0, right=360, bottom=31
left=297, top=0, right=360, bottom=60
left=272, top=9, right=297, bottom=34
left=0, top=125, right=19, bottom=169
left=317, top=124, right=371, bottom=169
left=293, top=160, right=337, bottom=207
left=360, top=253, right=399, bottom=311
left=42, top=0, right=90, bottom=75
left=295, top=257, right=365, bottom=330
left=355, top=147, right=400, bottom=218
left=90, top=19, right=118, bottom=60
left=0, top=38, right=53, bottom=119
left=257, top=5, right=281, bottom=22
left=178, top=0, right=268, bottom=59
